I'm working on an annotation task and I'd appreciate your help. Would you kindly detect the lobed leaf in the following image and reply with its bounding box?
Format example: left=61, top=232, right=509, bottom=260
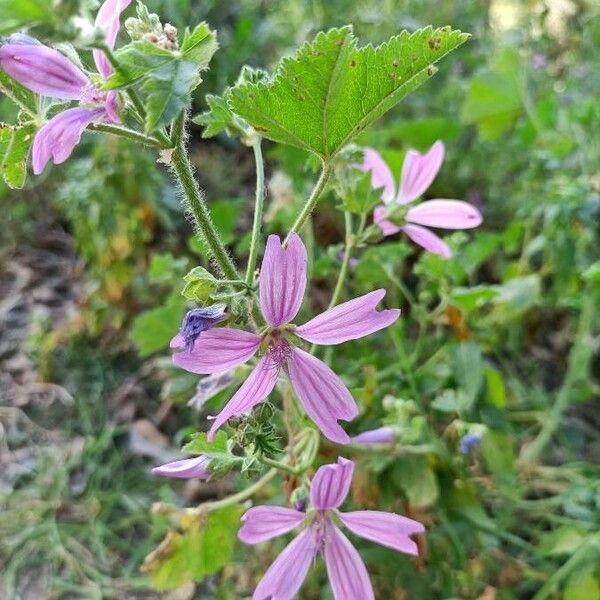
left=229, top=25, right=469, bottom=158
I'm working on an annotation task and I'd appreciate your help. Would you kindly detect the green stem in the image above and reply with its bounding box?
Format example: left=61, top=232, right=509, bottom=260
left=328, top=211, right=354, bottom=309
left=171, top=114, right=239, bottom=280
left=189, top=468, right=278, bottom=515
left=522, top=289, right=596, bottom=463
left=245, top=140, right=265, bottom=286
left=284, top=161, right=331, bottom=246
left=88, top=122, right=165, bottom=148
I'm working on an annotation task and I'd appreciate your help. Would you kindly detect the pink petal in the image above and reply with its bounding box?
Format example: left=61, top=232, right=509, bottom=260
left=351, top=426, right=395, bottom=444
left=93, top=0, right=132, bottom=78
left=310, top=457, right=354, bottom=510
left=401, top=224, right=452, bottom=259
left=339, top=510, right=424, bottom=555
left=398, top=140, right=444, bottom=204
left=288, top=348, right=357, bottom=444
left=252, top=528, right=318, bottom=600
left=172, top=328, right=260, bottom=374
left=323, top=523, right=374, bottom=600
left=259, top=233, right=307, bottom=327
left=296, top=290, right=400, bottom=346
left=373, top=205, right=401, bottom=236
left=356, top=147, right=396, bottom=204
left=0, top=42, right=89, bottom=99
left=104, top=90, right=120, bottom=123
left=238, top=506, right=306, bottom=545
left=151, top=455, right=210, bottom=480
left=32, top=107, right=104, bottom=174
left=407, top=199, right=483, bottom=230
left=207, top=356, right=278, bottom=441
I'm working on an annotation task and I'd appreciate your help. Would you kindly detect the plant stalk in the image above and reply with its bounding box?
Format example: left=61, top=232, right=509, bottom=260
left=284, top=161, right=331, bottom=246
left=245, top=140, right=265, bottom=286
left=171, top=113, right=239, bottom=280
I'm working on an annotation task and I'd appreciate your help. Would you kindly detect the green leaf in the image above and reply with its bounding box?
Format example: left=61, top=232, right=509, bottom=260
left=452, top=341, right=483, bottom=407
left=129, top=296, right=185, bottom=357
left=0, top=122, right=35, bottom=189
left=392, top=456, right=439, bottom=507
left=193, top=94, right=237, bottom=138
left=147, top=505, right=243, bottom=591
left=0, top=71, right=38, bottom=116
left=105, top=23, right=218, bottom=131
left=340, top=170, right=382, bottom=215
left=0, top=0, right=53, bottom=35
left=181, top=266, right=218, bottom=301
left=229, top=25, right=469, bottom=158
left=564, top=567, right=600, bottom=600
left=484, top=365, right=507, bottom=408
left=461, top=48, right=523, bottom=140
left=481, top=431, right=515, bottom=476
left=182, top=431, right=228, bottom=456
left=538, top=526, right=585, bottom=557
left=149, top=253, right=189, bottom=284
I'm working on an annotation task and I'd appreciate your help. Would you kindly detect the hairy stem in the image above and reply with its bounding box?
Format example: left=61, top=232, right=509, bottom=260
left=329, top=211, right=354, bottom=309
left=89, top=122, right=165, bottom=148
left=171, top=113, right=239, bottom=280
left=284, top=161, right=331, bottom=246
left=245, top=140, right=265, bottom=286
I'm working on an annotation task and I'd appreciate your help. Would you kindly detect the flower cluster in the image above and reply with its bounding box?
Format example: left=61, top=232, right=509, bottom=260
left=0, top=0, right=131, bottom=173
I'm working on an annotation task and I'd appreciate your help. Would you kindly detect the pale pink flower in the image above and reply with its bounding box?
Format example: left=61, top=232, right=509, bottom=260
left=351, top=425, right=395, bottom=444
left=0, top=0, right=131, bottom=174
left=239, top=457, right=424, bottom=600
left=357, top=142, right=482, bottom=258
left=151, top=455, right=210, bottom=479
left=170, top=233, right=400, bottom=444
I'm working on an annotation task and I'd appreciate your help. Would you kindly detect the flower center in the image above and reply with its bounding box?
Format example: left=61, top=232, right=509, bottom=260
left=266, top=334, right=293, bottom=370
left=79, top=83, right=106, bottom=106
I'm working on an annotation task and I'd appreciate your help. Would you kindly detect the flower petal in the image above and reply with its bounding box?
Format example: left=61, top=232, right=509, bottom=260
left=172, top=328, right=260, bottom=374
left=356, top=147, right=396, bottom=204
left=296, top=290, right=400, bottom=346
left=151, top=455, right=210, bottom=480
left=252, top=528, right=318, bottom=600
left=351, top=426, right=395, bottom=444
left=239, top=506, right=306, bottom=545
left=0, top=42, right=89, bottom=99
left=407, top=199, right=483, bottom=230
left=207, top=356, right=278, bottom=441
left=93, top=0, right=132, bottom=78
left=339, top=510, right=424, bottom=556
left=288, top=348, right=357, bottom=444
left=401, top=224, right=452, bottom=258
left=373, top=205, right=401, bottom=236
left=310, top=457, right=354, bottom=510
left=323, top=523, right=374, bottom=600
left=32, top=107, right=104, bottom=174
left=259, top=233, right=307, bottom=327
left=398, top=140, right=444, bottom=204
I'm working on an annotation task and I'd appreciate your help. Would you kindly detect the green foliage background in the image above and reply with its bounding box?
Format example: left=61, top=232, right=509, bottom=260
left=1, top=0, right=599, bottom=599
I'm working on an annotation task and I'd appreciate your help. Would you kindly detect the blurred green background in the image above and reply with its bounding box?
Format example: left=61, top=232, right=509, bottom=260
left=1, top=0, right=599, bottom=598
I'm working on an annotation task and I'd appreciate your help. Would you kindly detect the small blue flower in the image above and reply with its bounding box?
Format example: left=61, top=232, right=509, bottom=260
left=180, top=304, right=227, bottom=352
left=459, top=432, right=482, bottom=455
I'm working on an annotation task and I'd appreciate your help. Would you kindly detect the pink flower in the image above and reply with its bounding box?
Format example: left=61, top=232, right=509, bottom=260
left=351, top=426, right=395, bottom=444
left=171, top=233, right=400, bottom=444
left=357, top=142, right=482, bottom=258
left=151, top=455, right=210, bottom=480
left=239, top=457, right=424, bottom=600
left=0, top=0, right=131, bottom=174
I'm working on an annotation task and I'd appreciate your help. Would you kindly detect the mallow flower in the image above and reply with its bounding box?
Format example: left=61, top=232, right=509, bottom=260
left=170, top=233, right=400, bottom=444
left=357, top=141, right=483, bottom=258
left=0, top=0, right=131, bottom=174
left=238, top=457, right=424, bottom=600
left=351, top=425, right=396, bottom=444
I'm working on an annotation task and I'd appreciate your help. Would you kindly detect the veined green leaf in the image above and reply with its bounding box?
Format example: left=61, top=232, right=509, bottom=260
left=0, top=122, right=35, bottom=189
left=229, top=25, right=469, bottom=158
